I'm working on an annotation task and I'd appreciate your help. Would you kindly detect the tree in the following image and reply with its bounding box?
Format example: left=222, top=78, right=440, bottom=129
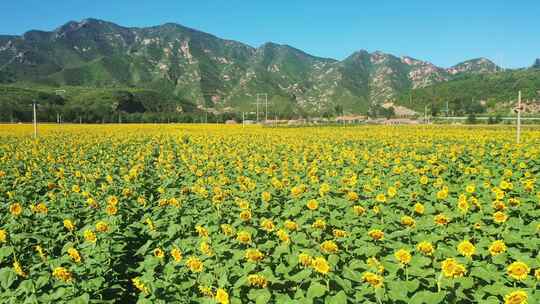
left=334, top=104, right=344, bottom=117
left=383, top=106, right=395, bottom=119
left=466, top=113, right=477, bottom=124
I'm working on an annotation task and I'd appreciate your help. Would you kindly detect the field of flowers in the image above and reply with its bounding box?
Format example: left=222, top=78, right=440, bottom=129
left=0, top=124, right=539, bottom=304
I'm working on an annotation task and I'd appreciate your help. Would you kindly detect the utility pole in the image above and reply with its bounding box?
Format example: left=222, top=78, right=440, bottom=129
left=32, top=100, right=38, bottom=139
left=251, top=99, right=262, bottom=123
left=255, top=93, right=269, bottom=123
left=517, top=90, right=522, bottom=144
left=55, top=89, right=66, bottom=124
left=256, top=96, right=259, bottom=122
left=242, top=112, right=245, bottom=128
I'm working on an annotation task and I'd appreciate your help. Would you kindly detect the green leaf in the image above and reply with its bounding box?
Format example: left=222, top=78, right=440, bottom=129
left=455, top=277, right=474, bottom=289
left=17, top=280, right=34, bottom=295
left=470, top=267, right=496, bottom=283
left=307, top=281, right=327, bottom=299
left=342, top=266, right=359, bottom=282
left=410, top=291, right=446, bottom=304
left=35, top=274, right=50, bottom=289
left=248, top=289, right=272, bottom=304
left=275, top=293, right=292, bottom=303
left=387, top=281, right=408, bottom=302
left=0, top=267, right=17, bottom=290
left=0, top=246, right=13, bottom=262
left=405, top=280, right=420, bottom=293
left=290, top=269, right=312, bottom=282
left=50, top=287, right=67, bottom=300
left=325, top=291, right=347, bottom=304
left=69, top=293, right=90, bottom=304
left=478, top=296, right=500, bottom=304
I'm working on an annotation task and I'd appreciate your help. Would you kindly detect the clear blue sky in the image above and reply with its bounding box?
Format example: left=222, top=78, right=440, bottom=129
left=2, top=0, right=539, bottom=68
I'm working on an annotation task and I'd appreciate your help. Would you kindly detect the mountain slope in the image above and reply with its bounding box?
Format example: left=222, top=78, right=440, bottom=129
left=394, top=68, right=540, bottom=115
left=0, top=18, right=504, bottom=115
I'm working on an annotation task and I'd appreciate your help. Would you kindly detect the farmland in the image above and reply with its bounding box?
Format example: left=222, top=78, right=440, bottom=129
left=0, top=124, right=539, bottom=304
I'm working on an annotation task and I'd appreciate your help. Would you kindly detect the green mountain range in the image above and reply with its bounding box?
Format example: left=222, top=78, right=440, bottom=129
left=395, top=67, right=540, bottom=116
left=0, top=18, right=538, bottom=120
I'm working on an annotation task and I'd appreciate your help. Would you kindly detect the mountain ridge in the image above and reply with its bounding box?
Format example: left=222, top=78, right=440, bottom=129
left=0, top=18, right=510, bottom=114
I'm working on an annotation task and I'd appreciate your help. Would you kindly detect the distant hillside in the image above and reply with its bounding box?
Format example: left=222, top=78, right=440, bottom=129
left=0, top=18, right=508, bottom=118
left=0, top=84, right=205, bottom=123
left=394, top=67, right=540, bottom=115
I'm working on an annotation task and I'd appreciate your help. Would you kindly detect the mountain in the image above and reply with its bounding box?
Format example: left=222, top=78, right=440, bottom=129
left=394, top=68, right=540, bottom=115
left=447, top=58, right=501, bottom=75
left=0, top=18, right=504, bottom=116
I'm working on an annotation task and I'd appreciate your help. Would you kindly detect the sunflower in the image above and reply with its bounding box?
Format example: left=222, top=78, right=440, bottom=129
left=416, top=241, right=435, bottom=256
left=284, top=220, right=298, bottom=231
left=83, top=230, right=97, bottom=243
left=362, top=272, right=384, bottom=288
left=154, top=248, right=165, bottom=258
left=67, top=248, right=81, bottom=263
left=13, top=260, right=27, bottom=277
left=276, top=229, right=290, bottom=244
left=261, top=191, right=271, bottom=203
left=375, top=193, right=386, bottom=203
left=248, top=274, right=268, bottom=288
left=185, top=256, right=204, bottom=272
left=493, top=211, right=508, bottom=224
left=245, top=249, right=264, bottom=262
left=434, top=214, right=450, bottom=226
left=441, top=258, right=466, bottom=278
left=239, top=210, right=252, bottom=221
left=9, top=203, right=22, bottom=216
left=95, top=221, right=109, bottom=233
left=0, top=229, right=7, bottom=243
left=332, top=229, right=347, bottom=238
left=507, top=261, right=530, bottom=281
left=171, top=247, right=183, bottom=262
left=312, top=257, right=330, bottom=274
left=298, top=253, right=313, bottom=267
left=320, top=240, right=339, bottom=254
left=220, top=224, right=234, bottom=236
left=312, top=219, right=326, bottom=229
left=63, top=219, right=75, bottom=231
left=346, top=191, right=359, bottom=202
left=236, top=231, right=251, bottom=244
left=53, top=267, right=73, bottom=282
left=504, top=290, right=528, bottom=304
left=488, top=240, right=507, bottom=256
left=306, top=199, right=318, bottom=210
left=368, top=229, right=384, bottom=241
left=457, top=240, right=476, bottom=258
left=353, top=205, right=366, bottom=216
left=260, top=218, right=275, bottom=232
left=215, top=288, right=229, bottom=304
left=394, top=249, right=412, bottom=265
left=400, top=216, right=416, bottom=228
left=195, top=225, right=209, bottom=237
left=132, top=277, right=149, bottom=294
left=414, top=203, right=425, bottom=214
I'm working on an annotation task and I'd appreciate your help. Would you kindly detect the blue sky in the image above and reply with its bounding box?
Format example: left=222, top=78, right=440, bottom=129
left=1, top=0, right=539, bottom=68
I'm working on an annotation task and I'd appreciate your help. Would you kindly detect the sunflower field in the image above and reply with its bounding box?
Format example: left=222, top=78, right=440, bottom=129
left=0, top=124, right=539, bottom=304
